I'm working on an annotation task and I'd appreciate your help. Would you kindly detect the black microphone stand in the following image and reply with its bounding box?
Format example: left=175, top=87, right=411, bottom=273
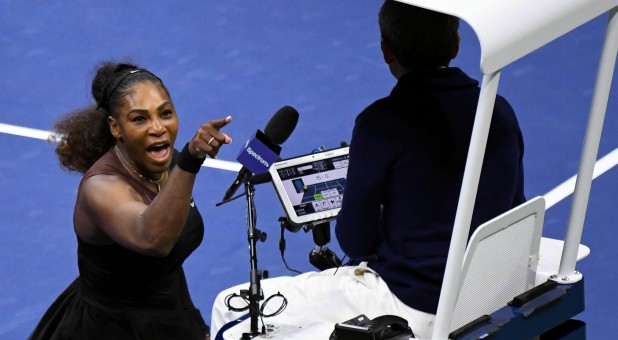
left=242, top=181, right=268, bottom=338
left=217, top=177, right=267, bottom=338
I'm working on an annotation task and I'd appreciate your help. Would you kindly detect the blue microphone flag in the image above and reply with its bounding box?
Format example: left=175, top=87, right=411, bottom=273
left=236, top=129, right=281, bottom=174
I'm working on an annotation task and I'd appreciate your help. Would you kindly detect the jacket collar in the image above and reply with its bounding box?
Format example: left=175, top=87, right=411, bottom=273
left=392, top=67, right=478, bottom=95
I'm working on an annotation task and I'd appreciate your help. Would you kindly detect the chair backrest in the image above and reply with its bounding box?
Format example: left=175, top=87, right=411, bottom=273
left=449, top=196, right=546, bottom=332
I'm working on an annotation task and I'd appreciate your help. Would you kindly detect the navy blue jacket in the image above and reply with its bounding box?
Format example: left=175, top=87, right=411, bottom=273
left=335, top=67, right=525, bottom=314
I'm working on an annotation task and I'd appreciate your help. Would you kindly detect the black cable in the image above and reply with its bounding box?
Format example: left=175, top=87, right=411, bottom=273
left=279, top=223, right=302, bottom=274
left=333, top=254, right=348, bottom=276
left=260, top=314, right=266, bottom=334
left=224, top=292, right=250, bottom=313
left=260, top=291, right=288, bottom=318
left=225, top=290, right=288, bottom=317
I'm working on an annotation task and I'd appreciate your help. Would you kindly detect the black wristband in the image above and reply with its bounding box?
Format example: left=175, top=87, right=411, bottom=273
left=177, top=143, right=205, bottom=174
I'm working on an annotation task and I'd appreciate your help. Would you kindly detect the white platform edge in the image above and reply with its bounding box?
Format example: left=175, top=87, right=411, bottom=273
left=535, top=237, right=591, bottom=285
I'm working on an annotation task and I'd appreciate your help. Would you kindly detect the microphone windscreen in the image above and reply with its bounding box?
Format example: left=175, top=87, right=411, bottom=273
left=248, top=171, right=272, bottom=185
left=264, top=106, right=299, bottom=145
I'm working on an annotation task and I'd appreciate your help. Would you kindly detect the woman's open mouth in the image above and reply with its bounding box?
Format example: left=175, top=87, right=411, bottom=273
left=146, top=142, right=171, bottom=164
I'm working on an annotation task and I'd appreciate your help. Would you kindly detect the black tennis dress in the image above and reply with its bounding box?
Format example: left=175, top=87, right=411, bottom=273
left=29, top=149, right=209, bottom=339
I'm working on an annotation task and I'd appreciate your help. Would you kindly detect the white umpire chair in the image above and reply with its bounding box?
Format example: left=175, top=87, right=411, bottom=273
left=400, top=0, right=617, bottom=338
left=449, top=197, right=546, bottom=334
left=446, top=195, right=594, bottom=339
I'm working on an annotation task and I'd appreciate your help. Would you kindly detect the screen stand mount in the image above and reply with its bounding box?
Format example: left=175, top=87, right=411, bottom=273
left=309, top=221, right=343, bottom=271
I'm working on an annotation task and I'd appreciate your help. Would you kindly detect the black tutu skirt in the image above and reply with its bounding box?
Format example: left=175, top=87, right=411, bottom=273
left=28, top=278, right=209, bottom=340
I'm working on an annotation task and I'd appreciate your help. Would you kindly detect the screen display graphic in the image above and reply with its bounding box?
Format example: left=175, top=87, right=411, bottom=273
left=270, top=147, right=349, bottom=226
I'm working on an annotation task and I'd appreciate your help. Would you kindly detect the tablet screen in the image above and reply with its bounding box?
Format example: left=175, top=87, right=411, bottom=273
left=269, top=147, right=349, bottom=226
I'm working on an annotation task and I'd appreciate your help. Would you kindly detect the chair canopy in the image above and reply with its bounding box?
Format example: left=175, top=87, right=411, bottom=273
left=397, top=0, right=618, bottom=74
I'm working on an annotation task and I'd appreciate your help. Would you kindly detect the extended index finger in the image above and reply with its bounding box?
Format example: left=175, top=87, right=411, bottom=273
left=209, top=115, right=232, bottom=129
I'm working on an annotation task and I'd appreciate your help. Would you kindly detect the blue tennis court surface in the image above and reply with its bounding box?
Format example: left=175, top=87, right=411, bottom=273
left=1, top=1, right=617, bottom=338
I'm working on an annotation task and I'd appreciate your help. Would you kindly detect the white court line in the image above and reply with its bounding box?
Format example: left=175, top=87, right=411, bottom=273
left=204, top=158, right=242, bottom=172
left=2, top=123, right=616, bottom=204
left=543, top=147, right=618, bottom=209
left=0, top=123, right=56, bottom=140
left=0, top=123, right=243, bottom=172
